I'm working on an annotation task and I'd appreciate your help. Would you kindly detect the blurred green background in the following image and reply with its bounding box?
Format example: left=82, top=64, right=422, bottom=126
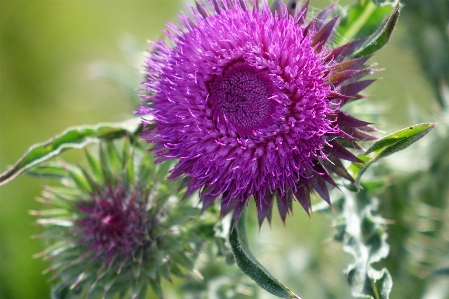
left=0, top=0, right=447, bottom=299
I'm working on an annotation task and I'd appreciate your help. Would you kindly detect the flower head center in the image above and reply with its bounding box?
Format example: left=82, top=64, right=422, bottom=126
left=78, top=194, right=149, bottom=260
left=100, top=213, right=125, bottom=236
left=208, top=61, right=276, bottom=135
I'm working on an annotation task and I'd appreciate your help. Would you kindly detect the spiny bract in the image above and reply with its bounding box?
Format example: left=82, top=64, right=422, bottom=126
left=32, top=140, right=210, bottom=299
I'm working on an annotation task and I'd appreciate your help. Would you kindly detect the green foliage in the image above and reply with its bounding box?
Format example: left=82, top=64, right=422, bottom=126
left=352, top=123, right=436, bottom=188
left=337, top=0, right=397, bottom=43
left=351, top=3, right=400, bottom=58
left=378, top=119, right=449, bottom=299
left=32, top=140, right=212, bottom=299
left=339, top=188, right=392, bottom=299
left=1, top=1, right=447, bottom=299
left=180, top=217, right=260, bottom=299
left=0, top=119, right=141, bottom=187
left=229, top=209, right=301, bottom=299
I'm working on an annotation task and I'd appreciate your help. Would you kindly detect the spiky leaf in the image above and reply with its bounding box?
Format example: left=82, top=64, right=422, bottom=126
left=351, top=3, right=400, bottom=58
left=341, top=188, right=392, bottom=299
left=354, top=123, right=436, bottom=188
left=0, top=118, right=141, bottom=187
left=337, top=1, right=396, bottom=43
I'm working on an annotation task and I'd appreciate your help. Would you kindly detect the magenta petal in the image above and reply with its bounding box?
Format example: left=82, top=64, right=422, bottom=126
left=297, top=0, right=310, bottom=25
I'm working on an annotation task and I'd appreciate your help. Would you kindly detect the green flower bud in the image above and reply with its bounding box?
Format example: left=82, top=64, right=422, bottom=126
left=31, top=140, right=213, bottom=299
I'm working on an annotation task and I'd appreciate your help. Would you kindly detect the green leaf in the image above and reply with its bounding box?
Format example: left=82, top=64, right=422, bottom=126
left=0, top=118, right=141, bottom=187
left=158, top=260, right=172, bottom=282
left=337, top=1, right=396, bottom=44
left=84, top=148, right=103, bottom=181
left=66, top=166, right=93, bottom=193
left=352, top=3, right=400, bottom=58
left=341, top=189, right=393, bottom=299
left=355, top=123, right=436, bottom=188
left=106, top=141, right=122, bottom=171
left=173, top=252, right=195, bottom=270
left=122, top=137, right=135, bottom=186
left=27, top=162, right=68, bottom=179
left=347, top=267, right=392, bottom=299
left=229, top=209, right=301, bottom=299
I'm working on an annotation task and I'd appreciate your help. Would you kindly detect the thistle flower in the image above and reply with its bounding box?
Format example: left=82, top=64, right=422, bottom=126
left=137, top=0, right=377, bottom=225
left=32, top=141, right=210, bottom=299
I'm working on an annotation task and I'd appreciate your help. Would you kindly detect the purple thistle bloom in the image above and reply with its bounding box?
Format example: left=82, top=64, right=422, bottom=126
left=137, top=0, right=377, bottom=225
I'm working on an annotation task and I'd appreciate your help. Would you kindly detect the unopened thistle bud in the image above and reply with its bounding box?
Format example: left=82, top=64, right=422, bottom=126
left=32, top=140, right=210, bottom=299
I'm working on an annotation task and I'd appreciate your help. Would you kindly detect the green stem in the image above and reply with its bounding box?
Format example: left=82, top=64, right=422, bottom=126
left=341, top=1, right=377, bottom=44
left=229, top=208, right=301, bottom=299
left=371, top=279, right=381, bottom=299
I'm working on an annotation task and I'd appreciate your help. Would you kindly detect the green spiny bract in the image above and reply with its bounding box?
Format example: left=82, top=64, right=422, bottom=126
left=32, top=140, right=214, bottom=299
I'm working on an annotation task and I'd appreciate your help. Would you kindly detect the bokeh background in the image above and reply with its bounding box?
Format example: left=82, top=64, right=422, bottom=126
left=0, top=0, right=448, bottom=298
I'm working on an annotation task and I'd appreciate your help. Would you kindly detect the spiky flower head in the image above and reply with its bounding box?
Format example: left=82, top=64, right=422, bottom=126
left=137, top=0, right=378, bottom=225
left=32, top=140, right=210, bottom=299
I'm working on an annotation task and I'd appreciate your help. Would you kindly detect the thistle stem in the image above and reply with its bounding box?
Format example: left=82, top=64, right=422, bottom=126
left=341, top=1, right=377, bottom=44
